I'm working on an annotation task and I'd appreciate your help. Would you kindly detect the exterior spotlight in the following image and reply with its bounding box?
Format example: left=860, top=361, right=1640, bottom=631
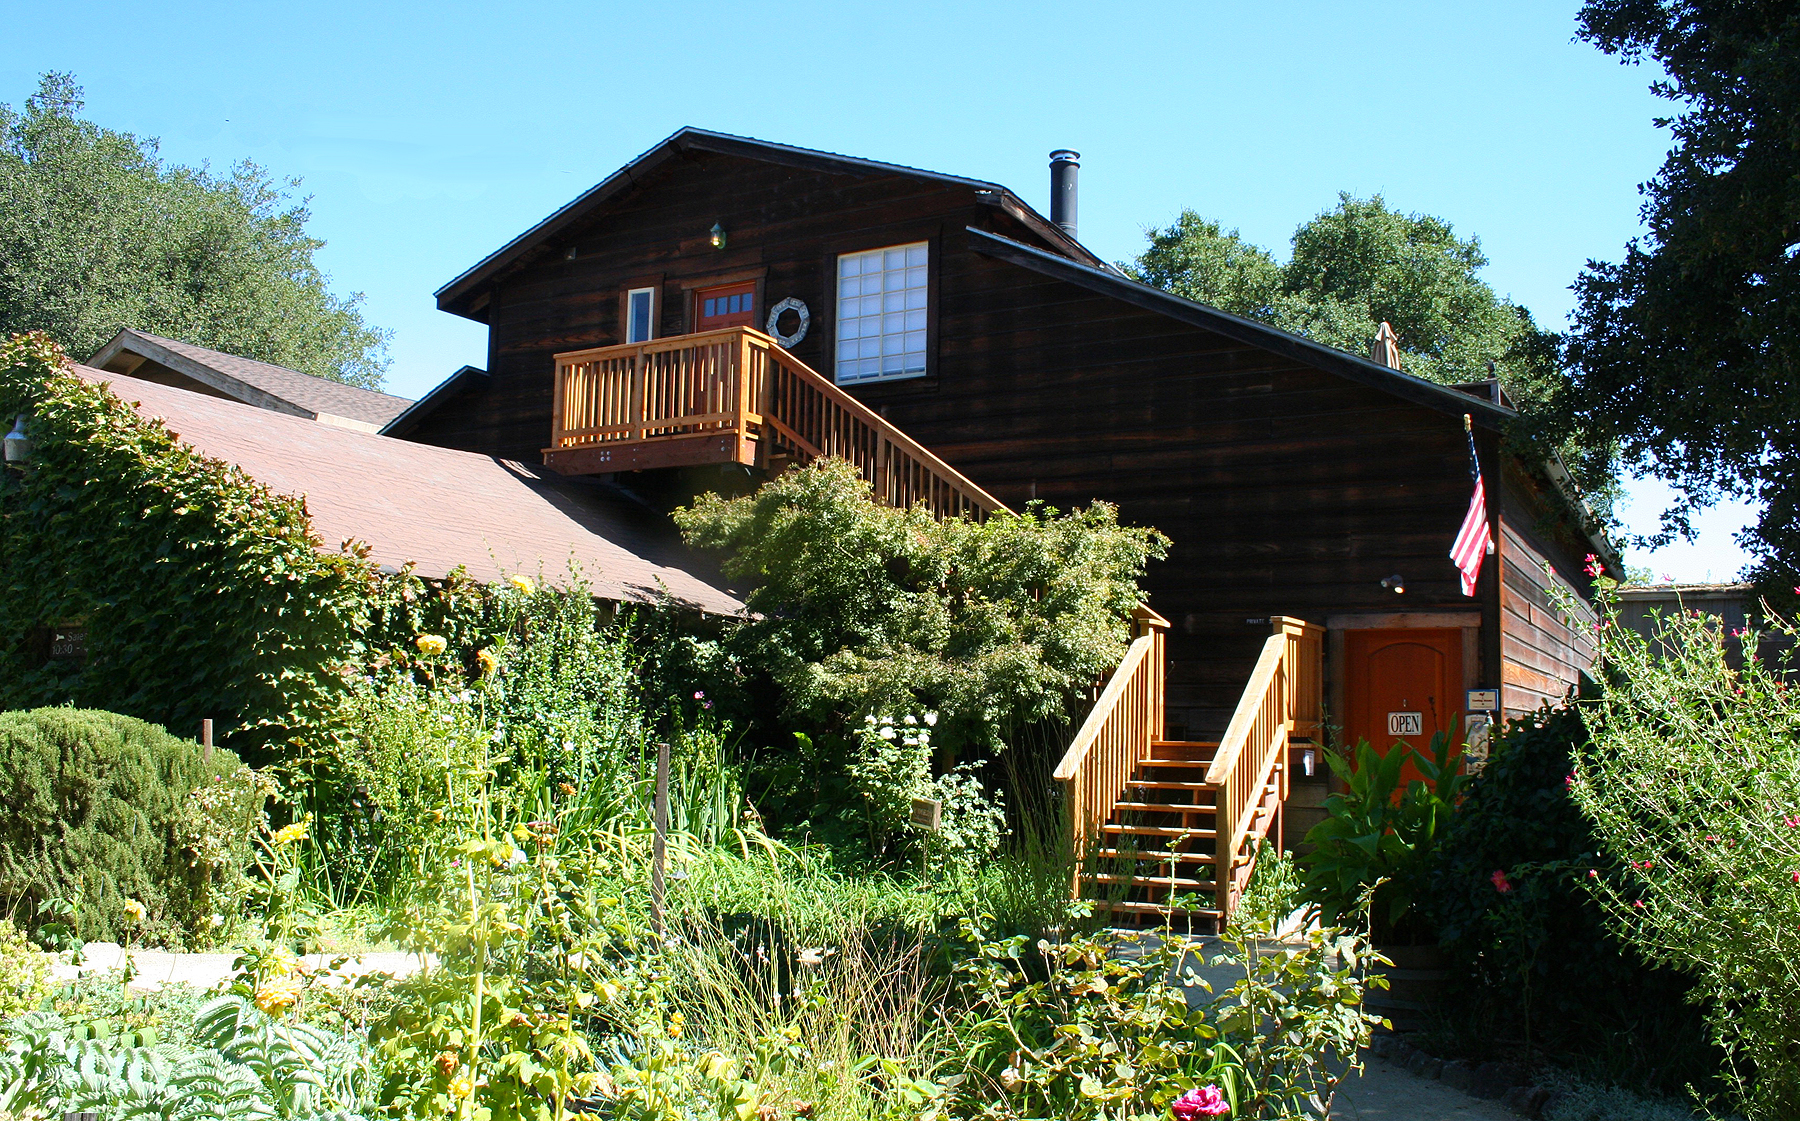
left=1381, top=574, right=1406, bottom=594
left=4, top=413, right=32, bottom=466
left=709, top=222, right=727, bottom=249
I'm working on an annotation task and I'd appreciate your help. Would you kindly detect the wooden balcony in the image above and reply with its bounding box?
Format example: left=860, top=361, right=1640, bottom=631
left=545, top=327, right=1006, bottom=519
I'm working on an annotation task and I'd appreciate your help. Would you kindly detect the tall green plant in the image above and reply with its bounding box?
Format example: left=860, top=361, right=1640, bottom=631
left=1572, top=586, right=1800, bottom=1119
left=1298, top=732, right=1467, bottom=943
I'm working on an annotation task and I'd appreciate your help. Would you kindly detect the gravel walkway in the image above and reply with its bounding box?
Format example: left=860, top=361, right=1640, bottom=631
left=1331, top=1057, right=1518, bottom=1120
left=51, top=942, right=432, bottom=991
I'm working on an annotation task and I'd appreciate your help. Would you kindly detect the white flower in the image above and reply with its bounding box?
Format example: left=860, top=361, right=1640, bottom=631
left=924, top=711, right=938, bottom=727
left=209, top=913, right=225, bottom=928
left=903, top=714, right=917, bottom=725
left=879, top=727, right=897, bottom=740
left=864, top=714, right=877, bottom=725
left=440, top=714, right=454, bottom=724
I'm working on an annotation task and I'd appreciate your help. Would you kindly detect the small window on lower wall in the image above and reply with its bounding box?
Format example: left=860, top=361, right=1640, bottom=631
left=836, top=242, right=927, bottom=382
left=626, top=287, right=655, bottom=343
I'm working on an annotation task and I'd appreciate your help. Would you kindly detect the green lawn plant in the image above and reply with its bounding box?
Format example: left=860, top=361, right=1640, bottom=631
left=1298, top=731, right=1468, bottom=944
left=0, top=706, right=253, bottom=946
left=1570, top=583, right=1800, bottom=1119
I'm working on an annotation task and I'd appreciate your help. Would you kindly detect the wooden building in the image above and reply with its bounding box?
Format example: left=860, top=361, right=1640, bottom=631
left=394, top=128, right=1614, bottom=923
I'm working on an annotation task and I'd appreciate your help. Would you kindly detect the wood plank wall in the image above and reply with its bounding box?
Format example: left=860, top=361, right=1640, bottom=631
left=408, top=149, right=1596, bottom=736
left=1498, top=474, right=1599, bottom=719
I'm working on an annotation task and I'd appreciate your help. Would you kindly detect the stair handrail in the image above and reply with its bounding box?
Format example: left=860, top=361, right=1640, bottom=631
left=755, top=337, right=1009, bottom=518
left=1205, top=615, right=1323, bottom=916
left=1053, top=607, right=1169, bottom=854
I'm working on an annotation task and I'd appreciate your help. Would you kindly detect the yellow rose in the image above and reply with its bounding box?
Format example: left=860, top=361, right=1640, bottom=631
left=123, top=899, right=146, bottom=922
left=254, top=973, right=303, bottom=1015
left=507, top=575, right=534, bottom=595
left=476, top=648, right=498, bottom=675
left=415, top=634, right=448, bottom=656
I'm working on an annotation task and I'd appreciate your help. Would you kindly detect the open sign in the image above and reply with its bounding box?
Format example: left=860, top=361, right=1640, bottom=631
left=1387, top=711, right=1423, bottom=738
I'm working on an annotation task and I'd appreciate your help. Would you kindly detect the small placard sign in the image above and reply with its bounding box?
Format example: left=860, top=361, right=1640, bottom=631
left=49, top=626, right=87, bottom=662
left=1467, top=689, right=1499, bottom=712
left=1386, top=711, right=1424, bottom=738
left=909, top=796, right=943, bottom=830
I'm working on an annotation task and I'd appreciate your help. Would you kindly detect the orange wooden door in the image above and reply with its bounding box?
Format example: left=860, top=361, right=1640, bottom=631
left=696, top=283, right=755, bottom=331
left=1342, top=628, right=1463, bottom=787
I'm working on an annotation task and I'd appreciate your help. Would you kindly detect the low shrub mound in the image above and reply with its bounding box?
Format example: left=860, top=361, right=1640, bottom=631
left=0, top=707, right=254, bottom=945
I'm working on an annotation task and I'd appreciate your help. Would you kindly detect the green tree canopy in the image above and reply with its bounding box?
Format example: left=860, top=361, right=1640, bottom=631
left=1126, top=196, right=1609, bottom=510
left=0, top=73, right=389, bottom=388
left=1568, top=1, right=1800, bottom=589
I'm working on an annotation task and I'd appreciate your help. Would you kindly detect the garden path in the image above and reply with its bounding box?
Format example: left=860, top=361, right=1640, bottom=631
left=52, top=942, right=432, bottom=991
left=1329, top=1057, right=1516, bottom=1120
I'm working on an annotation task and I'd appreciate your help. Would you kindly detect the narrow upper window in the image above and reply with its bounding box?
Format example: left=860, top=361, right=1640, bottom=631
left=626, top=287, right=655, bottom=344
left=836, top=242, right=927, bottom=382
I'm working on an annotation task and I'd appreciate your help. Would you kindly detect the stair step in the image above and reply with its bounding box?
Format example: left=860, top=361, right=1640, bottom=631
left=1094, top=899, right=1224, bottom=918
left=1101, top=823, right=1219, bottom=839
left=1092, top=872, right=1217, bottom=890
left=1152, top=740, right=1219, bottom=748
left=1127, top=779, right=1215, bottom=791
left=1138, top=759, right=1212, bottom=769
left=1095, top=848, right=1218, bottom=865
left=1111, top=801, right=1215, bottom=815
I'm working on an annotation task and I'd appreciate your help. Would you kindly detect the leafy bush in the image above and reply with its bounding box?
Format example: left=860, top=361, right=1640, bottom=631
left=0, top=920, right=47, bottom=1020
left=1430, top=699, right=1713, bottom=1093
left=0, top=332, right=374, bottom=756
left=940, top=918, right=1382, bottom=1119
left=673, top=458, right=1169, bottom=762
left=0, top=707, right=253, bottom=945
left=0, top=994, right=375, bottom=1121
left=1572, top=594, right=1800, bottom=1119
left=1298, top=733, right=1467, bottom=943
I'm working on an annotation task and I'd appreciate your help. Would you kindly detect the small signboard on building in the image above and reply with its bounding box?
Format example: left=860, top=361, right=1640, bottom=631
left=1467, top=689, right=1499, bottom=712
left=1463, top=714, right=1493, bottom=775
left=1386, top=711, right=1423, bottom=738
left=48, top=625, right=87, bottom=663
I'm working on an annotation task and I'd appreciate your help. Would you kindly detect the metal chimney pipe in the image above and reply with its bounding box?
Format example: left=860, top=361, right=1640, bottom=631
left=1049, top=150, right=1080, bottom=239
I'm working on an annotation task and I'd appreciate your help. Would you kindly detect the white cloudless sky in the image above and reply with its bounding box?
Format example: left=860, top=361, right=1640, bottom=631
left=0, top=0, right=1758, bottom=580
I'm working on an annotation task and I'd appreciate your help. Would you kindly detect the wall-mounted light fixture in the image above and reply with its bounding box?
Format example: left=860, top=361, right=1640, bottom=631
left=1380, top=574, right=1406, bottom=594
left=709, top=222, right=727, bottom=249
left=4, top=413, right=32, bottom=467
left=1301, top=748, right=1317, bottom=778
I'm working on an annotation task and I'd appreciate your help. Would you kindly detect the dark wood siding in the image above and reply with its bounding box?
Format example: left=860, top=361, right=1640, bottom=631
left=1498, top=470, right=1599, bottom=719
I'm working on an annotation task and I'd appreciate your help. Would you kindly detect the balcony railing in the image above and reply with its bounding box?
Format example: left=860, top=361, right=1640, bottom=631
left=546, top=327, right=1005, bottom=520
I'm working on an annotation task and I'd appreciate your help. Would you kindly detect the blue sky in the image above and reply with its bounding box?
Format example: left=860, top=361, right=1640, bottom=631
left=3, top=0, right=1758, bottom=579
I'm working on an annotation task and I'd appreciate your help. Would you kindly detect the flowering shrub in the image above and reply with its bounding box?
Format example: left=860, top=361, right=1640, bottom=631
left=1429, top=697, right=1712, bottom=1091
left=1572, top=587, right=1800, bottom=1119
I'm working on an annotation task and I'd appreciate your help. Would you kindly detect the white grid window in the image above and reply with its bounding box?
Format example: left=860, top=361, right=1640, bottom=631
left=835, top=242, right=928, bottom=382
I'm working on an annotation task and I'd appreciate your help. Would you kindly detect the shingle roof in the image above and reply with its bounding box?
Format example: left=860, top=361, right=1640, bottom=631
left=89, top=329, right=414, bottom=430
left=72, top=365, right=744, bottom=615
left=434, top=127, right=1107, bottom=319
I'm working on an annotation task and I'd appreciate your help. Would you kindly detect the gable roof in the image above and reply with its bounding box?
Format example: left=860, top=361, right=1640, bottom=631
left=89, top=329, right=414, bottom=432
left=964, top=227, right=1518, bottom=431
left=72, top=365, right=744, bottom=615
left=381, top=364, right=488, bottom=437
left=435, top=127, right=1107, bottom=319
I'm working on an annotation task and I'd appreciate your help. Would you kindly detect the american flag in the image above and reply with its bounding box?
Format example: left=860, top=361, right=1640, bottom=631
left=1450, top=414, right=1491, bottom=597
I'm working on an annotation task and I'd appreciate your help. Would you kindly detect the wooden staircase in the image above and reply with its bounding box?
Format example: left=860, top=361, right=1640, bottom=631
left=1056, top=613, right=1323, bottom=932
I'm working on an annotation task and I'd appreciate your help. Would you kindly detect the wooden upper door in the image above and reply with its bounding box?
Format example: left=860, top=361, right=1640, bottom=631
left=695, top=282, right=756, bottom=331
left=1342, top=628, right=1463, bottom=787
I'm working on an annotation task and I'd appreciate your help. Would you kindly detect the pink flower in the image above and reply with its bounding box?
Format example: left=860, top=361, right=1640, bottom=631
left=1172, top=1085, right=1231, bottom=1119
left=1564, top=772, right=1576, bottom=789
left=1784, top=816, right=1800, bottom=828
left=1792, top=871, right=1799, bottom=884
left=1587, top=869, right=1598, bottom=879
left=1491, top=870, right=1513, bottom=894
left=693, top=690, right=705, bottom=700
left=1584, top=553, right=1603, bottom=578
left=1633, top=899, right=1645, bottom=909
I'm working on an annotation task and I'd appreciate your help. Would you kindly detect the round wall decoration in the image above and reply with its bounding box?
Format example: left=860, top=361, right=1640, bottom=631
left=766, top=297, right=810, bottom=347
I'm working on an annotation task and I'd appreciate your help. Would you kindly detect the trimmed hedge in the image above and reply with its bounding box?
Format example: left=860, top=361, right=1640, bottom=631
left=0, top=707, right=246, bottom=945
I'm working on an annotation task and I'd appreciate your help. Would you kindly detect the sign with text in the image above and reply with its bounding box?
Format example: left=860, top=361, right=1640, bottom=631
left=1386, top=711, right=1424, bottom=738
left=909, top=796, right=943, bottom=830
left=1466, top=689, right=1499, bottom=712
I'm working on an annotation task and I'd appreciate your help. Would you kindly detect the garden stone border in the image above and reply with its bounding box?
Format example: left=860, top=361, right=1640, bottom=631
left=1369, top=1033, right=1554, bottom=1118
